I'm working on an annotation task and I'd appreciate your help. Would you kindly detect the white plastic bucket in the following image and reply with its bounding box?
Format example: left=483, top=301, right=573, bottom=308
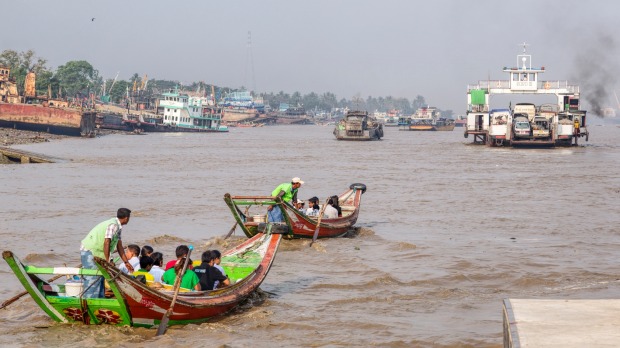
left=253, top=215, right=266, bottom=223
left=65, top=282, right=83, bottom=297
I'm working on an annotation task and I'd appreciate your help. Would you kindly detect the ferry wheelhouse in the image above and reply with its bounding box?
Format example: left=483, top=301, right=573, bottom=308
left=464, top=44, right=588, bottom=147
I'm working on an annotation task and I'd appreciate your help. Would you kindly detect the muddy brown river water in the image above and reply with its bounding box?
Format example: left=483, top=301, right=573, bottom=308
left=1, top=124, right=619, bottom=347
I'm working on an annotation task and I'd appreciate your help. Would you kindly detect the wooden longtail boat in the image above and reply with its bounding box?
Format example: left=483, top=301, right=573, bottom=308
left=2, top=251, right=132, bottom=326
left=94, top=231, right=282, bottom=328
left=224, top=183, right=366, bottom=239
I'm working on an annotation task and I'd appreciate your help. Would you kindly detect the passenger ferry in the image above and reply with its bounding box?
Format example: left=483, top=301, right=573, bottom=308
left=464, top=44, right=589, bottom=147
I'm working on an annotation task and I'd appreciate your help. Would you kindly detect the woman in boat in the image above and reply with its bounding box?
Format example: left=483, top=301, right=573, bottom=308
left=323, top=198, right=339, bottom=219
left=162, top=257, right=201, bottom=290
left=305, top=196, right=320, bottom=216
left=330, top=195, right=342, bottom=217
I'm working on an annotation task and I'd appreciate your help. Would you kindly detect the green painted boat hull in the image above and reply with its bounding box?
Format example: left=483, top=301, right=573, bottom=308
left=2, top=251, right=132, bottom=326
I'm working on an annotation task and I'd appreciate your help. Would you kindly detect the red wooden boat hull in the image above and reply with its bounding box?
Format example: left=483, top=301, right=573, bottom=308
left=95, top=232, right=281, bottom=327
left=224, top=183, right=366, bottom=239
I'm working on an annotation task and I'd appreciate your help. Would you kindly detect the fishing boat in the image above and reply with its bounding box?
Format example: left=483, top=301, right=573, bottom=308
left=2, top=251, right=132, bottom=325
left=3, top=230, right=282, bottom=327
left=333, top=111, right=383, bottom=140
left=223, top=183, right=366, bottom=239
left=94, top=231, right=282, bottom=327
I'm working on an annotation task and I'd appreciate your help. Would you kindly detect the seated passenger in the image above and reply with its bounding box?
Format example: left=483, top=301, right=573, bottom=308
left=165, top=245, right=193, bottom=270
left=305, top=197, right=320, bottom=216
left=294, top=199, right=305, bottom=212
left=330, top=195, right=342, bottom=217
left=211, top=250, right=228, bottom=289
left=162, top=256, right=201, bottom=291
left=119, top=244, right=141, bottom=274
left=149, top=252, right=165, bottom=283
left=133, top=255, right=154, bottom=283
left=194, top=251, right=230, bottom=291
left=323, top=198, right=339, bottom=219
left=141, top=245, right=153, bottom=257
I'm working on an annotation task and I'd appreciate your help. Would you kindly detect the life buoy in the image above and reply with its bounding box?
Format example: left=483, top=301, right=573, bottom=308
left=349, top=183, right=367, bottom=194
left=544, top=82, right=551, bottom=90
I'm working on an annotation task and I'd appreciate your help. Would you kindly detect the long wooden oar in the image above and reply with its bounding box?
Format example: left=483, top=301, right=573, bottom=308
left=225, top=205, right=251, bottom=239
left=0, top=264, right=81, bottom=310
left=156, top=245, right=193, bottom=336
left=310, top=199, right=329, bottom=247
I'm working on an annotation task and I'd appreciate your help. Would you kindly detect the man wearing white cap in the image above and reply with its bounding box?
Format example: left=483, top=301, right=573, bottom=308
left=267, top=177, right=304, bottom=222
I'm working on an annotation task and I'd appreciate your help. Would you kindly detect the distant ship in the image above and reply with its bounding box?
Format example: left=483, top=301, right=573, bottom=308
left=333, top=110, right=383, bottom=140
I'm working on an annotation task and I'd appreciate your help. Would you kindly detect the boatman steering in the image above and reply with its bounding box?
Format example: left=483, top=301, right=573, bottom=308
left=80, top=208, right=134, bottom=298
left=267, top=177, right=304, bottom=222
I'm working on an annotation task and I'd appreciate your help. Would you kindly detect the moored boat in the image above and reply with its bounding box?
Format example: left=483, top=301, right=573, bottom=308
left=0, top=67, right=96, bottom=136
left=158, top=88, right=228, bottom=132
left=224, top=183, right=366, bottom=239
left=333, top=111, right=383, bottom=140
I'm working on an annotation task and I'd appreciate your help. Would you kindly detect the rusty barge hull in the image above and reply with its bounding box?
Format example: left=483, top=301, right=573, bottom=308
left=0, top=103, right=96, bottom=137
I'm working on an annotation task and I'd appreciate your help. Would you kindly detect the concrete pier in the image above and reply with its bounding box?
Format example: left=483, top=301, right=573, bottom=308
left=503, top=299, right=620, bottom=347
left=0, top=146, right=60, bottom=163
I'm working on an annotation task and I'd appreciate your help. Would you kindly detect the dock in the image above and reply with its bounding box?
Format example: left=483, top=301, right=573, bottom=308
left=0, top=146, right=61, bottom=163
left=503, top=299, right=620, bottom=347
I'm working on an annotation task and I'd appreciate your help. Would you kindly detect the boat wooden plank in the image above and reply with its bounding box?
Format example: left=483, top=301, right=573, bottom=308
left=503, top=299, right=620, bottom=348
left=23, top=265, right=101, bottom=276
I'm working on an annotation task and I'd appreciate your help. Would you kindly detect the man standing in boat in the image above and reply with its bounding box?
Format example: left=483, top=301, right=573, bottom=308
left=80, top=208, right=134, bottom=298
left=268, top=177, right=304, bottom=222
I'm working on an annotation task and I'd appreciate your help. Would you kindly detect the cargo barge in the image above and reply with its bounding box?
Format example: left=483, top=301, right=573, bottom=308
left=0, top=67, right=96, bottom=137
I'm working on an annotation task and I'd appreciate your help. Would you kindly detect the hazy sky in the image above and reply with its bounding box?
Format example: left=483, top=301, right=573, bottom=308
left=3, top=0, right=620, bottom=114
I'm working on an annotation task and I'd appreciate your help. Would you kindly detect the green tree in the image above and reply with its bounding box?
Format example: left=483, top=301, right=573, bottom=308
left=412, top=95, right=426, bottom=111
left=54, top=60, right=99, bottom=99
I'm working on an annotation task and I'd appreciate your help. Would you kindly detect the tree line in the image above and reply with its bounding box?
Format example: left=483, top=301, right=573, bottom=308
left=0, top=49, right=453, bottom=117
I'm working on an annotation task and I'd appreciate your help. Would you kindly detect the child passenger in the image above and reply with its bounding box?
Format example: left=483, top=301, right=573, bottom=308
left=194, top=251, right=229, bottom=291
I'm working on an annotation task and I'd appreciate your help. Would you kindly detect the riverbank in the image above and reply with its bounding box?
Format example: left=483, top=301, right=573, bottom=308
left=1, top=128, right=129, bottom=147
left=1, top=129, right=69, bottom=146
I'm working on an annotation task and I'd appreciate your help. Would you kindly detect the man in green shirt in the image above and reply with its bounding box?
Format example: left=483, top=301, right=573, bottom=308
left=267, top=177, right=304, bottom=222
left=80, top=208, right=133, bottom=298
